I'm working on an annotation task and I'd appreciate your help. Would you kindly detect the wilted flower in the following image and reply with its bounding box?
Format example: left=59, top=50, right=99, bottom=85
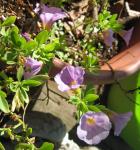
left=103, top=29, right=115, bottom=47
left=54, top=65, right=85, bottom=92
left=108, top=111, right=132, bottom=136
left=24, top=57, right=43, bottom=79
left=39, top=5, right=66, bottom=30
left=118, top=27, right=134, bottom=46
left=22, top=32, right=31, bottom=41
left=77, top=111, right=112, bottom=145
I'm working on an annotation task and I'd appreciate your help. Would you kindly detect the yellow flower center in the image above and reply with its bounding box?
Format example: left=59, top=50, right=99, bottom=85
left=86, top=117, right=96, bottom=126
left=69, top=80, right=77, bottom=86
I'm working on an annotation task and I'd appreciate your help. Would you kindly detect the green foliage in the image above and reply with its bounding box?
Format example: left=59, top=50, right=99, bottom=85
left=1, top=16, right=16, bottom=26
left=35, top=30, right=49, bottom=45
left=0, top=90, right=10, bottom=113
left=98, top=10, right=123, bottom=32
left=15, top=143, right=35, bottom=150
left=84, top=94, right=99, bottom=103
left=69, top=85, right=101, bottom=117
left=38, top=142, right=54, bottom=150
left=17, top=66, right=24, bottom=81
left=0, top=0, right=126, bottom=148
left=0, top=142, right=5, bottom=150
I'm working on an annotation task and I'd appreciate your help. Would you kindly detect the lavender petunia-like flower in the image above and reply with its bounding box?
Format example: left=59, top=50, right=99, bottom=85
left=77, top=112, right=112, bottom=145
left=108, top=111, right=132, bottom=136
left=54, top=65, right=85, bottom=92
left=39, top=5, right=66, bottom=30
left=103, top=29, right=115, bottom=47
left=22, top=32, right=31, bottom=41
left=24, top=57, right=43, bottom=79
left=118, top=27, right=134, bottom=46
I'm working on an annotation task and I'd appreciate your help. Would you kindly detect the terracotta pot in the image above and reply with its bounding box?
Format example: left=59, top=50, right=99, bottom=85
left=49, top=19, right=140, bottom=85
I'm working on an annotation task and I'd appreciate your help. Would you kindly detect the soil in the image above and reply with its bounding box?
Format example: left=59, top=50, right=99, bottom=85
left=0, top=0, right=138, bottom=65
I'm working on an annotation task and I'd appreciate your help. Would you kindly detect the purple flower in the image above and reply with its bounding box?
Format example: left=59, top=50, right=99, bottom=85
left=118, top=27, right=134, bottom=46
left=24, top=57, right=43, bottom=79
left=22, top=32, right=31, bottom=41
left=103, top=29, right=115, bottom=47
left=39, top=5, right=66, bottom=30
left=54, top=65, right=85, bottom=92
left=77, top=112, right=112, bottom=145
left=108, top=111, right=132, bottom=136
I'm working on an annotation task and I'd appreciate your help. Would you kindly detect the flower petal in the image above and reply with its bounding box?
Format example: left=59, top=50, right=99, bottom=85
left=21, top=32, right=31, bottom=41
left=54, top=73, right=70, bottom=92
left=77, top=112, right=111, bottom=145
left=54, top=65, right=85, bottom=92
left=39, top=5, right=66, bottom=30
left=111, top=112, right=132, bottom=136
left=119, top=27, right=134, bottom=46
left=103, top=29, right=115, bottom=47
left=24, top=57, right=42, bottom=79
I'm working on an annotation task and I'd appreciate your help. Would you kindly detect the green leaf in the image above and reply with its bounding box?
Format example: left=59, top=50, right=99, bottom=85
left=96, top=105, right=109, bottom=111
left=23, top=40, right=38, bottom=51
left=26, top=128, right=32, bottom=137
left=0, top=142, right=5, bottom=150
left=88, top=105, right=101, bottom=112
left=2, top=16, right=16, bottom=26
left=69, top=96, right=80, bottom=105
left=17, top=66, right=24, bottom=81
left=15, top=143, right=35, bottom=150
left=6, top=61, right=16, bottom=65
left=11, top=31, right=26, bottom=47
left=78, top=102, right=89, bottom=112
left=39, top=142, right=54, bottom=150
left=11, top=26, right=19, bottom=33
left=84, top=84, right=95, bottom=95
left=19, top=88, right=29, bottom=103
left=45, top=43, right=56, bottom=51
left=0, top=91, right=10, bottom=113
left=35, top=30, right=49, bottom=45
left=0, top=27, right=6, bottom=36
left=0, top=72, right=8, bottom=80
left=29, top=75, right=49, bottom=84
left=0, top=90, right=6, bottom=98
left=84, top=94, right=99, bottom=102
left=22, top=80, right=43, bottom=87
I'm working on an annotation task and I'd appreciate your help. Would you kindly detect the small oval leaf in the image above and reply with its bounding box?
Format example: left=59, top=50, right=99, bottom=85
left=0, top=91, right=10, bottom=113
left=35, top=30, right=49, bottom=45
left=2, top=16, right=16, bottom=26
left=84, top=94, right=99, bottom=102
left=17, top=66, right=24, bottom=81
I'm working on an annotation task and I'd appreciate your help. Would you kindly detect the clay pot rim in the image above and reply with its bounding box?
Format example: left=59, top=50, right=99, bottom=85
left=50, top=21, right=140, bottom=85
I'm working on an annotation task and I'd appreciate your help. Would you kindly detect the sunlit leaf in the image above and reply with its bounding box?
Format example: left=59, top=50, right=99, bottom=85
left=17, top=66, right=24, bottom=81
left=22, top=80, right=43, bottom=87
left=2, top=16, right=16, bottom=26
left=39, top=142, right=54, bottom=150
left=0, top=142, right=5, bottom=150
left=19, top=88, right=29, bottom=104
left=88, top=105, right=101, bottom=112
left=0, top=91, right=10, bottom=113
left=35, top=30, right=49, bottom=45
left=15, top=143, right=35, bottom=150
left=84, top=94, right=99, bottom=102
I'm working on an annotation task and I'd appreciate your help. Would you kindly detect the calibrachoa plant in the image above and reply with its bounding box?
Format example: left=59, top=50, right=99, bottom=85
left=0, top=0, right=134, bottom=149
left=54, top=66, right=132, bottom=145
